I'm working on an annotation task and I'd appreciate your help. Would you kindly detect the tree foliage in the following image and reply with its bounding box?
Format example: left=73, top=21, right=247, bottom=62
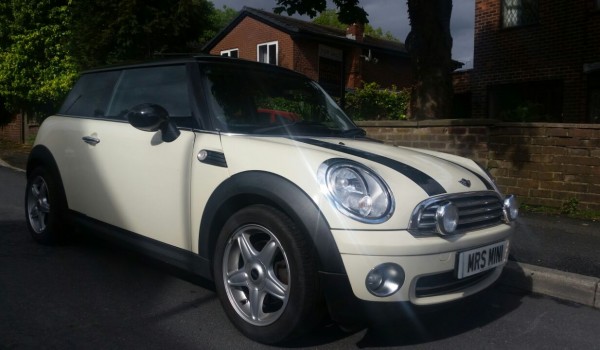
left=70, top=0, right=217, bottom=69
left=0, top=0, right=77, bottom=116
left=199, top=6, right=239, bottom=45
left=0, top=0, right=233, bottom=119
left=312, top=9, right=399, bottom=42
left=344, top=82, right=409, bottom=121
left=274, top=0, right=368, bottom=24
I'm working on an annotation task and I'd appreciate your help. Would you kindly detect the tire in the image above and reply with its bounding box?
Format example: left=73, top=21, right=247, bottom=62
left=213, top=204, right=323, bottom=344
left=24, top=167, right=67, bottom=244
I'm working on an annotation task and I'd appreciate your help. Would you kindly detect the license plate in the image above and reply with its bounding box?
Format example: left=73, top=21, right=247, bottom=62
left=456, top=241, right=509, bottom=279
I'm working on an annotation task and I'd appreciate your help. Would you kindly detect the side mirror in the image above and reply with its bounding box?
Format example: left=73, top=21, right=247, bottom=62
left=126, top=103, right=180, bottom=142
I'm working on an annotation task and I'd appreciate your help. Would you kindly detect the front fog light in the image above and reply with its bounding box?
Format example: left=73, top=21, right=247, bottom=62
left=365, top=263, right=405, bottom=297
left=436, top=202, right=459, bottom=235
left=503, top=195, right=519, bottom=222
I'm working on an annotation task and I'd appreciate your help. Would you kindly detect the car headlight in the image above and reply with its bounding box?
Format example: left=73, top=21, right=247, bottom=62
left=318, top=159, right=394, bottom=223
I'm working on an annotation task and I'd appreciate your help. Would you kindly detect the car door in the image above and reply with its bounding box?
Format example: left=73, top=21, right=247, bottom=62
left=62, top=64, right=197, bottom=249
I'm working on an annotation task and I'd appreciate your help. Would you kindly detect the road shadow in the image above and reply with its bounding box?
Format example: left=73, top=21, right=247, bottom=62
left=356, top=282, right=529, bottom=348
left=282, top=265, right=533, bottom=348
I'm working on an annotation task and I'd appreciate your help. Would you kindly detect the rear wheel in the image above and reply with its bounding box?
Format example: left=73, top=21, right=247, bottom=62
left=25, top=167, right=66, bottom=244
left=213, top=204, right=323, bottom=344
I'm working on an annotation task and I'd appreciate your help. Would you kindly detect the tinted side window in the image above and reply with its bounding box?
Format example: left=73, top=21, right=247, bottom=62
left=107, top=65, right=190, bottom=119
left=59, top=71, right=121, bottom=117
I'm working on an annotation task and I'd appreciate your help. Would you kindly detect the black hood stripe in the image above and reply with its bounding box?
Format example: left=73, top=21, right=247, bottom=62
left=296, top=138, right=446, bottom=196
left=428, top=155, right=495, bottom=191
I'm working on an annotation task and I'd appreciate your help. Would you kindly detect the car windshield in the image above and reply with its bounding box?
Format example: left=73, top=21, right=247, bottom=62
left=201, top=63, right=363, bottom=137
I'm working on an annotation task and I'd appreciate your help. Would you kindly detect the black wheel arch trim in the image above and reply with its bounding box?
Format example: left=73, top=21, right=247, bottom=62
left=27, top=145, right=59, bottom=176
left=25, top=144, right=71, bottom=229
left=199, top=171, right=346, bottom=274
left=26, top=145, right=69, bottom=205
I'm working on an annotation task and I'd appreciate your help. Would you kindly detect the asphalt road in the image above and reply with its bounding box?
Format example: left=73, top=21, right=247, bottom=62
left=509, top=212, right=600, bottom=277
left=1, top=166, right=599, bottom=349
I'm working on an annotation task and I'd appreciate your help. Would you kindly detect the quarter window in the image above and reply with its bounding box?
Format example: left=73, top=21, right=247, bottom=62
left=107, top=65, right=191, bottom=119
left=257, top=41, right=278, bottom=65
left=59, top=71, right=121, bottom=118
left=502, top=0, right=539, bottom=28
left=221, top=49, right=239, bottom=58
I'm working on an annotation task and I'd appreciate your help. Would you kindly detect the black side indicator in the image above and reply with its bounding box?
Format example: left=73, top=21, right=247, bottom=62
left=197, top=150, right=227, bottom=168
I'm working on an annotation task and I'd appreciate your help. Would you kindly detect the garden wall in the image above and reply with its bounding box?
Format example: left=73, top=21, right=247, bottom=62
left=0, top=113, right=39, bottom=144
left=356, top=120, right=600, bottom=211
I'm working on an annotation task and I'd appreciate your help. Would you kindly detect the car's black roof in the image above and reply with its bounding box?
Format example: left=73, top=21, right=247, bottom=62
left=81, top=55, right=307, bottom=78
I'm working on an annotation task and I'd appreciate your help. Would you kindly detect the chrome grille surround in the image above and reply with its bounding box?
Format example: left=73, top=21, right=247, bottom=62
left=408, top=191, right=504, bottom=237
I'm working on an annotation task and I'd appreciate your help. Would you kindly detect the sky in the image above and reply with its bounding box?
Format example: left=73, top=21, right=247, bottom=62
left=209, top=0, right=476, bottom=69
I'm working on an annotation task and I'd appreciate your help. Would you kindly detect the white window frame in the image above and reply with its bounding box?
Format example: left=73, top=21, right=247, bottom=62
left=220, top=49, right=239, bottom=58
left=257, top=41, right=278, bottom=65
left=502, top=0, right=538, bottom=28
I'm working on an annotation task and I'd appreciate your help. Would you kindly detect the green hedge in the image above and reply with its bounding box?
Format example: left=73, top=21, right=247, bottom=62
left=344, top=82, right=410, bottom=121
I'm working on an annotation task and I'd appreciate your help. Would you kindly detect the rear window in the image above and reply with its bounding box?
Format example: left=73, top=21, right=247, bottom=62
left=59, top=64, right=191, bottom=120
left=59, top=71, right=120, bottom=117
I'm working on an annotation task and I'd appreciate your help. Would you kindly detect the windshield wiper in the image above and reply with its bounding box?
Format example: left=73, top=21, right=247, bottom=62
left=339, top=128, right=367, bottom=137
left=253, top=122, right=299, bottom=134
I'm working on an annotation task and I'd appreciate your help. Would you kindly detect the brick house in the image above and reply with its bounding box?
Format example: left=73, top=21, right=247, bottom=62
left=471, top=0, right=600, bottom=122
left=202, top=7, right=413, bottom=99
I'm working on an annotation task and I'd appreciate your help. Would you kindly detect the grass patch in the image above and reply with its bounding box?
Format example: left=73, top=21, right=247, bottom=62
left=520, top=203, right=600, bottom=222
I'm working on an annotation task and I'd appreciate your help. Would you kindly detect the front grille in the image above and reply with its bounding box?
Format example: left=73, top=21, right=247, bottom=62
left=408, top=191, right=504, bottom=236
left=415, top=269, right=495, bottom=298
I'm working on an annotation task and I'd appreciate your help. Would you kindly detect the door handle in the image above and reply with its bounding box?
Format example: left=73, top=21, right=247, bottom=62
left=82, top=136, right=100, bottom=145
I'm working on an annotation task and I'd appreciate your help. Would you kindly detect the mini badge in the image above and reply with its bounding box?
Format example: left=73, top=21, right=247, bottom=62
left=459, top=178, right=472, bottom=188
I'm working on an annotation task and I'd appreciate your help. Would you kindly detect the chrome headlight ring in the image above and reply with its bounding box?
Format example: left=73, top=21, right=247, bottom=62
left=318, top=159, right=394, bottom=224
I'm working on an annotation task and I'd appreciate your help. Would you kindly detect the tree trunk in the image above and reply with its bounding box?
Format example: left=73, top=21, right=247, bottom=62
left=406, top=0, right=454, bottom=120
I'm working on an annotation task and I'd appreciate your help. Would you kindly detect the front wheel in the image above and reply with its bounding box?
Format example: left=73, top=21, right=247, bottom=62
left=25, top=167, right=66, bottom=244
left=213, top=205, right=323, bottom=344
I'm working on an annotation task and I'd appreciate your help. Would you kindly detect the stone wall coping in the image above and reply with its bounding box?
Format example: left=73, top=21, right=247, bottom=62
left=356, top=119, right=497, bottom=128
left=356, top=119, right=600, bottom=129
left=496, top=122, right=600, bottom=129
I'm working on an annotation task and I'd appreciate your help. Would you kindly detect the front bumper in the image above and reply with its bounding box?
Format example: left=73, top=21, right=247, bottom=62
left=330, top=224, right=513, bottom=305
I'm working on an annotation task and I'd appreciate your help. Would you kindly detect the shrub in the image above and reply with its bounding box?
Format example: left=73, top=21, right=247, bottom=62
left=344, top=82, right=410, bottom=121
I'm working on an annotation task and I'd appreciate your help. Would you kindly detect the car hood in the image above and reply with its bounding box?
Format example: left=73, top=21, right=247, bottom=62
left=220, top=135, right=498, bottom=229
left=299, top=137, right=496, bottom=195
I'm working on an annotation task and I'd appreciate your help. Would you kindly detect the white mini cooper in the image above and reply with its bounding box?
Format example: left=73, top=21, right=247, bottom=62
left=25, top=56, right=517, bottom=344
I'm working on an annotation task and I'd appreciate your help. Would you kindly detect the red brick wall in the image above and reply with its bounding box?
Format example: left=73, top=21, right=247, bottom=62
left=472, top=0, right=600, bottom=121
left=453, top=70, right=471, bottom=94
left=487, top=123, right=600, bottom=209
left=292, top=39, right=320, bottom=81
left=209, top=17, right=296, bottom=68
left=0, top=114, right=24, bottom=143
left=362, top=54, right=413, bottom=89
left=357, top=120, right=600, bottom=211
left=0, top=113, right=39, bottom=143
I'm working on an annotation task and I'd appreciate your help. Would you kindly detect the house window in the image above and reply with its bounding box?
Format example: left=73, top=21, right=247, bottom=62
left=220, top=49, right=238, bottom=58
left=257, top=41, right=278, bottom=65
left=502, top=0, right=539, bottom=28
